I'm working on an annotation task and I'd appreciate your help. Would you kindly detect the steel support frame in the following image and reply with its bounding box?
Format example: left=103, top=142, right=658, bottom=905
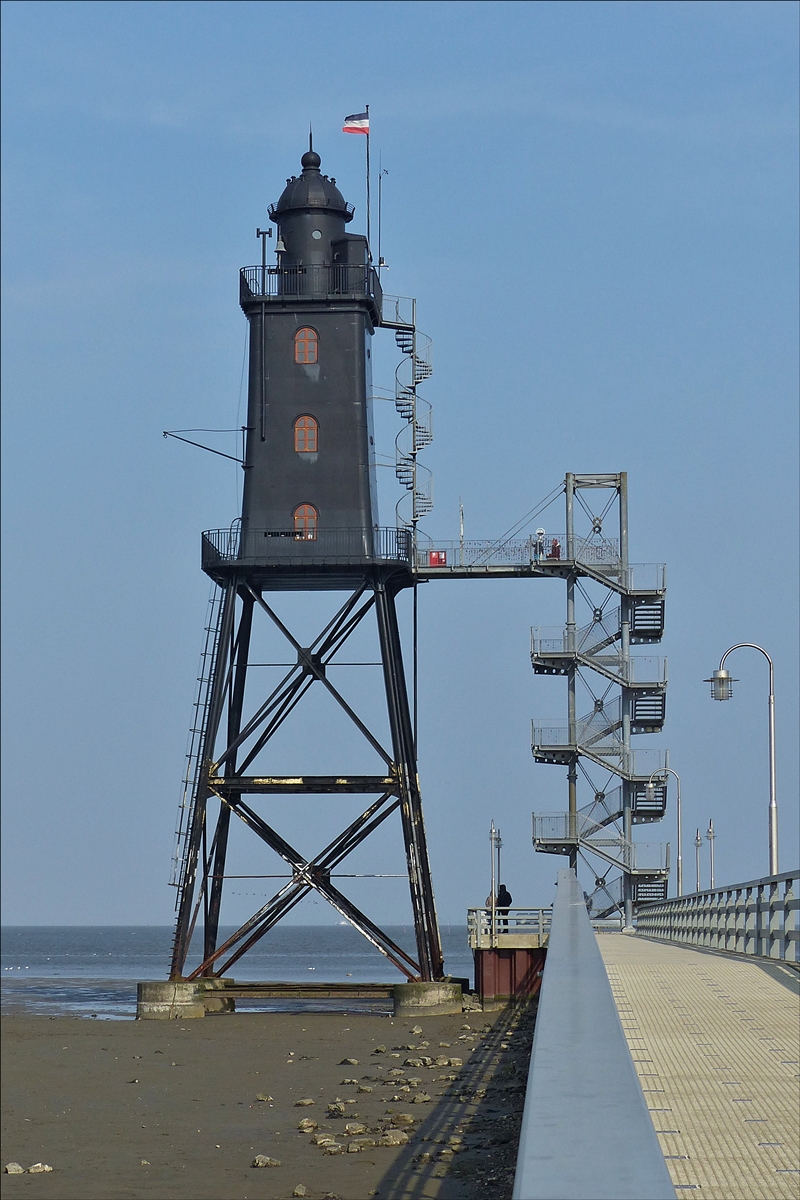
left=169, top=569, right=444, bottom=983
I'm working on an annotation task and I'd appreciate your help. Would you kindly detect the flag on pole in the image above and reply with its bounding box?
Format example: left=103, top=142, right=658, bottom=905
left=342, top=111, right=369, bottom=135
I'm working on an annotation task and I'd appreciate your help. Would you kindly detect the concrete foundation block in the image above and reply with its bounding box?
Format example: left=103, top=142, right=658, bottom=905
left=393, top=981, right=462, bottom=1016
left=136, top=981, right=206, bottom=1020
left=480, top=996, right=507, bottom=1011
left=197, top=978, right=236, bottom=1014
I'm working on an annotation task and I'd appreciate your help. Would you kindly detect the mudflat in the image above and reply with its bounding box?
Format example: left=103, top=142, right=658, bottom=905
left=1, top=1005, right=534, bottom=1200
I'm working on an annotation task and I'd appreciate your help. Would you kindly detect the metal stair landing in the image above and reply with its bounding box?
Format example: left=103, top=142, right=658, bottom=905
left=578, top=781, right=667, bottom=830
left=631, top=595, right=665, bottom=642
left=532, top=812, right=670, bottom=879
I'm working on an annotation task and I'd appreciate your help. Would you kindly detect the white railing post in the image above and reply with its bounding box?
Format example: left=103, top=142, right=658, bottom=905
left=734, top=886, right=745, bottom=954
left=745, top=886, right=756, bottom=956
left=769, top=879, right=782, bottom=960
left=786, top=876, right=798, bottom=964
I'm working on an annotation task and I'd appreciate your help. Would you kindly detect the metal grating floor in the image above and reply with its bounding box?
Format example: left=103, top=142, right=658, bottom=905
left=597, top=934, right=799, bottom=1199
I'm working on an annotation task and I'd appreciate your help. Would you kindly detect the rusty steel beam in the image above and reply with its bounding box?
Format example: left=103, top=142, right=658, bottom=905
left=210, top=774, right=399, bottom=794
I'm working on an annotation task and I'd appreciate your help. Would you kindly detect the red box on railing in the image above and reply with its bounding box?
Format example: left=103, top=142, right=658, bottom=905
left=429, top=550, right=447, bottom=567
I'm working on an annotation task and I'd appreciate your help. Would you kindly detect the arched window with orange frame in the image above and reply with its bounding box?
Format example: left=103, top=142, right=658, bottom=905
left=293, top=503, right=318, bottom=540
left=294, top=415, right=318, bottom=454
left=294, top=327, right=318, bottom=364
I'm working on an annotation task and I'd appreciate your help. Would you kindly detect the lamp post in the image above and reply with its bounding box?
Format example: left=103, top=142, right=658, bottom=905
left=489, top=822, right=502, bottom=946
left=694, top=828, right=702, bottom=892
left=646, top=767, right=683, bottom=896
left=705, top=643, right=778, bottom=875
left=706, top=819, right=716, bottom=888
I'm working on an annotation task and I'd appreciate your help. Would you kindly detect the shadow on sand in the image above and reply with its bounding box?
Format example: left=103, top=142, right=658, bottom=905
left=376, top=1001, right=537, bottom=1200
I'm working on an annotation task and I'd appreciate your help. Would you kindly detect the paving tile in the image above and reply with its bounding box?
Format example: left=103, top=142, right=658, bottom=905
left=597, top=934, right=800, bottom=1200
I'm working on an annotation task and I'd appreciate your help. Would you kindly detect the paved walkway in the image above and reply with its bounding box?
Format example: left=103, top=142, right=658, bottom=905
left=597, top=934, right=799, bottom=1200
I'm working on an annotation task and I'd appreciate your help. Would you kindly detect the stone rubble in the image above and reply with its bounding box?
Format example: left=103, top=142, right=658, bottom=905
left=251, top=1155, right=281, bottom=1168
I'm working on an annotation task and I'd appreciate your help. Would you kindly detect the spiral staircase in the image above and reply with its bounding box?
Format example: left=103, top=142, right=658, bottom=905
left=380, top=295, right=434, bottom=527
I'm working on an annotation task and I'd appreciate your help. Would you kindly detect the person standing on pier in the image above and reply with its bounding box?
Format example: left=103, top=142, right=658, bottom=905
left=497, top=883, right=513, bottom=927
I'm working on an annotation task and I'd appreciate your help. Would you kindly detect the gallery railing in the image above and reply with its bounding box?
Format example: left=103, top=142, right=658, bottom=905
left=240, top=264, right=382, bottom=311
left=202, top=526, right=412, bottom=568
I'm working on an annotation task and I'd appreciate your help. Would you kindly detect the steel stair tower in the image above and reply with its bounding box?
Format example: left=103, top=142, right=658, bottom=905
left=530, top=473, right=670, bottom=928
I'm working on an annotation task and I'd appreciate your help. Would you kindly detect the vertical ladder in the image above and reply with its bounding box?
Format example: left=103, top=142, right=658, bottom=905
left=169, top=583, right=225, bottom=898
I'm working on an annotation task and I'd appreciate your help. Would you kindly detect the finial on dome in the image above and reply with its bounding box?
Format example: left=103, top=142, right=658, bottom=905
left=301, top=128, right=321, bottom=172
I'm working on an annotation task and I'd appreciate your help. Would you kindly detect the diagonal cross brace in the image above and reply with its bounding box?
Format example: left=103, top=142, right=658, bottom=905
left=220, top=796, right=420, bottom=976
left=248, top=587, right=393, bottom=767
left=187, top=791, right=419, bottom=980
left=209, top=585, right=369, bottom=772
left=210, top=585, right=392, bottom=773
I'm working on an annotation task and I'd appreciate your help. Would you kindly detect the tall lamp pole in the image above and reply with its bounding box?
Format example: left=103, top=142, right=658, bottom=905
left=705, top=643, right=778, bottom=875
left=489, top=822, right=502, bottom=946
left=694, top=828, right=702, bottom=892
left=646, top=768, right=682, bottom=896
left=706, top=819, right=716, bottom=888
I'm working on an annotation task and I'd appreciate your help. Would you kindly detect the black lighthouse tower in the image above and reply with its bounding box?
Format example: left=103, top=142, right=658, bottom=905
left=169, top=147, right=444, bottom=983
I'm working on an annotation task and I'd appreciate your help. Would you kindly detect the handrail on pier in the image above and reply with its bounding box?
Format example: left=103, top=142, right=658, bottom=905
left=513, top=869, right=675, bottom=1200
left=636, top=868, right=798, bottom=962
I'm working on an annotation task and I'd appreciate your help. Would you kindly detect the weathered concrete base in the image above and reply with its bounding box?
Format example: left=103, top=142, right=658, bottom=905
left=136, top=981, right=206, bottom=1020
left=197, top=978, right=236, bottom=1014
left=393, top=981, right=462, bottom=1016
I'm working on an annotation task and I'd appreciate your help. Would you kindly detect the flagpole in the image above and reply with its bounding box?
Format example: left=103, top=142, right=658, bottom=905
left=377, top=152, right=383, bottom=268
left=365, top=104, right=371, bottom=259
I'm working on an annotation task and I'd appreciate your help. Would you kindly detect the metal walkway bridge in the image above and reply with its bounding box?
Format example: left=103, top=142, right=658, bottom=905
left=513, top=868, right=799, bottom=1200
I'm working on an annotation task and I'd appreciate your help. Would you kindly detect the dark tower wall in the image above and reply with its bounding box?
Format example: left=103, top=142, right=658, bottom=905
left=242, top=308, right=376, bottom=534
left=239, top=149, right=378, bottom=561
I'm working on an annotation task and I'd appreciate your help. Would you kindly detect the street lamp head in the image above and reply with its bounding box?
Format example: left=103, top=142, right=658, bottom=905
left=705, top=668, right=736, bottom=700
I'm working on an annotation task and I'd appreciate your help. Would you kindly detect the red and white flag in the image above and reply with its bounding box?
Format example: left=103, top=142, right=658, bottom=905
left=342, top=111, right=369, bottom=135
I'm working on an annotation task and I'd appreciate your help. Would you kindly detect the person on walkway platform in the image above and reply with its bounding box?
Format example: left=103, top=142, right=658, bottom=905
left=496, top=884, right=513, bottom=927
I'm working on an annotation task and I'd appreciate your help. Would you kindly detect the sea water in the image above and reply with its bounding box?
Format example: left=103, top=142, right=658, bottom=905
left=1, top=925, right=473, bottom=1019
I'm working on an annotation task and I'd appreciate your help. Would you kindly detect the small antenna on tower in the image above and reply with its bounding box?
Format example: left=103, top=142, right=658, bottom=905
left=309, top=124, right=313, bottom=152
left=378, top=154, right=389, bottom=268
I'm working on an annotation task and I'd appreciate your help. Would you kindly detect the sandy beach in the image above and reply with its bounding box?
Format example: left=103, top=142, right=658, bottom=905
left=1, top=1005, right=534, bottom=1200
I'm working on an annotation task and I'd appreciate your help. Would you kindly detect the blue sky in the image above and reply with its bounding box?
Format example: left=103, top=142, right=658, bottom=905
left=2, top=0, right=797, bottom=932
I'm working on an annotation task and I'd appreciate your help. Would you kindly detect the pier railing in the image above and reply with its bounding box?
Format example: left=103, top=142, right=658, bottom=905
left=513, top=869, right=676, bottom=1200
left=467, top=906, right=552, bottom=949
left=636, top=868, right=799, bottom=963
